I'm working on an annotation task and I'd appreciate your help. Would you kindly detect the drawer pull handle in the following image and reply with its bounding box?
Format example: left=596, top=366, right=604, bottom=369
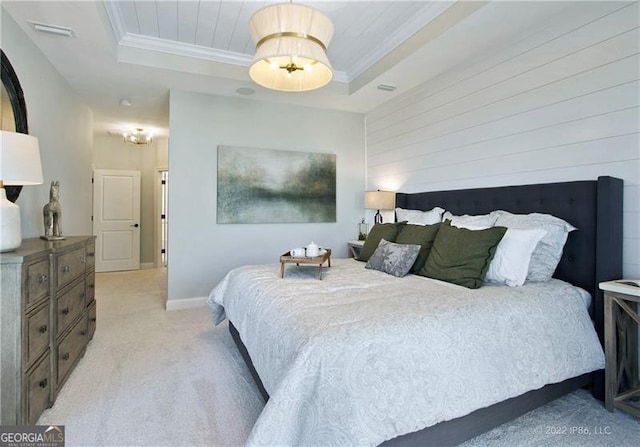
left=80, top=256, right=86, bottom=264
left=61, top=307, right=70, bottom=315
left=62, top=353, right=70, bottom=361
left=89, top=284, right=95, bottom=289
left=39, top=378, right=48, bottom=388
left=87, top=252, right=95, bottom=257
left=90, top=318, right=97, bottom=322
left=39, top=324, right=48, bottom=334
left=62, top=265, right=70, bottom=273
left=38, top=274, right=48, bottom=284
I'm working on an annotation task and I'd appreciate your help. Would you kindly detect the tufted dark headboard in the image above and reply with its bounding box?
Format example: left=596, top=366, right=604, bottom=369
left=395, top=176, right=623, bottom=400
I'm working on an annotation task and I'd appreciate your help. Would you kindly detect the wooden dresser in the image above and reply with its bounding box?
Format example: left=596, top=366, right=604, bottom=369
left=0, top=236, right=96, bottom=425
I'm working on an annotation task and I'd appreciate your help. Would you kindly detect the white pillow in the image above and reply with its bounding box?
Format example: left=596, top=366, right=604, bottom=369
left=493, top=211, right=576, bottom=282
left=484, top=228, right=547, bottom=287
left=442, top=211, right=498, bottom=228
left=449, top=222, right=546, bottom=287
left=395, top=207, right=444, bottom=225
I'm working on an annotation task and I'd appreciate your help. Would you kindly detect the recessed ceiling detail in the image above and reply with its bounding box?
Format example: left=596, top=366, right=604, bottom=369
left=5, top=0, right=578, bottom=139
left=102, top=0, right=454, bottom=86
left=235, top=87, right=255, bottom=96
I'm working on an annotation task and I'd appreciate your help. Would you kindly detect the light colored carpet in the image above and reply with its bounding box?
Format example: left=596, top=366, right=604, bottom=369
left=38, top=268, right=263, bottom=446
left=38, top=269, right=639, bottom=446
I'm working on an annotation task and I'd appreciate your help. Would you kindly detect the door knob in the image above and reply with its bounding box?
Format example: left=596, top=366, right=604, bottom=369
left=131, top=223, right=139, bottom=228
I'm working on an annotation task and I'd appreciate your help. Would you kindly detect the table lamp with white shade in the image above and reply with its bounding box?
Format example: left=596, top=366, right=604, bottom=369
left=0, top=131, right=44, bottom=252
left=364, top=190, right=395, bottom=224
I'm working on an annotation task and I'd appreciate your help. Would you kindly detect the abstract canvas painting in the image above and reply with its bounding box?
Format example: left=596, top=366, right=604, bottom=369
left=217, top=146, right=336, bottom=224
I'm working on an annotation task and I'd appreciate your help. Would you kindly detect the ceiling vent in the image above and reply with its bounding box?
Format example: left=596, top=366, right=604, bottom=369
left=28, top=21, right=74, bottom=37
left=377, top=84, right=397, bottom=92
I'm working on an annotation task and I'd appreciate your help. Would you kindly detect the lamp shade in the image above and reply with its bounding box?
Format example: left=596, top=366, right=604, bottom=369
left=0, top=131, right=43, bottom=252
left=0, top=131, right=44, bottom=185
left=364, top=190, right=395, bottom=211
left=248, top=3, right=334, bottom=92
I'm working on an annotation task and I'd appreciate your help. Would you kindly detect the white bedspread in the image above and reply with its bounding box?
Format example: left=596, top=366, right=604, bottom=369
left=207, top=258, right=604, bottom=447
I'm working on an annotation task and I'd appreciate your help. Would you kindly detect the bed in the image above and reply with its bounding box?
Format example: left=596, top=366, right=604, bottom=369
left=207, top=176, right=623, bottom=446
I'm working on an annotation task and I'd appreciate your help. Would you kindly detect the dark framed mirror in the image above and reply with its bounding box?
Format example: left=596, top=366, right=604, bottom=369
left=1, top=49, right=29, bottom=202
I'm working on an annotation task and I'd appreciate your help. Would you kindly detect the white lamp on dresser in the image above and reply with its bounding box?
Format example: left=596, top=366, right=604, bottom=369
left=0, top=130, right=44, bottom=252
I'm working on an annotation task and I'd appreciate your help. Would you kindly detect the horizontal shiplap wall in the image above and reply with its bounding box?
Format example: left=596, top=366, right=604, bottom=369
left=366, top=1, right=640, bottom=278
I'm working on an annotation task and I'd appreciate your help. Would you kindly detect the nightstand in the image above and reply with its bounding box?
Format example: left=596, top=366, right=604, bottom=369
left=600, top=280, right=640, bottom=418
left=348, top=240, right=365, bottom=258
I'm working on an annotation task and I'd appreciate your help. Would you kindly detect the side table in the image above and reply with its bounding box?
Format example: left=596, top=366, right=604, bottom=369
left=600, top=280, right=640, bottom=418
left=348, top=240, right=365, bottom=258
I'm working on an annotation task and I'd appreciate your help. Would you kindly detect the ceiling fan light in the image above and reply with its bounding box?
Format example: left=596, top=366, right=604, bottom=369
left=248, top=3, right=334, bottom=92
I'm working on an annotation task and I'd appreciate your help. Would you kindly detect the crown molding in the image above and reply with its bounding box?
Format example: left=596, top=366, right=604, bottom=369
left=102, top=0, right=126, bottom=43
left=117, top=33, right=348, bottom=83
left=346, top=1, right=454, bottom=82
left=349, top=1, right=486, bottom=94
left=101, top=1, right=358, bottom=86
left=119, top=33, right=252, bottom=66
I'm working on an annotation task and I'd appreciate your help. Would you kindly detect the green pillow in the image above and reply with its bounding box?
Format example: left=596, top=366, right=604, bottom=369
left=395, top=223, right=442, bottom=273
left=357, top=222, right=406, bottom=262
left=420, top=223, right=507, bottom=289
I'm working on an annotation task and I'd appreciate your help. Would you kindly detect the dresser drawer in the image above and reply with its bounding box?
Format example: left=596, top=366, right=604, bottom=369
left=85, top=242, right=95, bottom=272
left=25, top=302, right=51, bottom=367
left=57, top=247, right=86, bottom=289
left=56, top=316, right=87, bottom=386
left=26, top=259, right=50, bottom=307
left=56, top=280, right=86, bottom=336
left=87, top=300, right=96, bottom=341
left=25, top=351, right=51, bottom=424
left=0, top=236, right=95, bottom=426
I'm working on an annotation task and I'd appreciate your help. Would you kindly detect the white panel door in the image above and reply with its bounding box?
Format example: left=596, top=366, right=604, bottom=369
left=93, top=169, right=141, bottom=272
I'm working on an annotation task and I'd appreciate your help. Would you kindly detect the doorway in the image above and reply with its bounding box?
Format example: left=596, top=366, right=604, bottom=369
left=93, top=169, right=141, bottom=272
left=155, top=169, right=168, bottom=268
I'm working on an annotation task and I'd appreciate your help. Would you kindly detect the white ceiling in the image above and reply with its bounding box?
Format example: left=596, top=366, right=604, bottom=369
left=2, top=1, right=576, bottom=139
left=106, top=1, right=452, bottom=82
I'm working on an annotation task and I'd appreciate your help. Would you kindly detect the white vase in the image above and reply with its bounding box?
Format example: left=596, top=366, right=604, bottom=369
left=0, top=187, right=21, bottom=252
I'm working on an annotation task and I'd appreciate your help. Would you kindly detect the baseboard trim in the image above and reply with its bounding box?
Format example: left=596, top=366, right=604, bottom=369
left=165, top=296, right=208, bottom=311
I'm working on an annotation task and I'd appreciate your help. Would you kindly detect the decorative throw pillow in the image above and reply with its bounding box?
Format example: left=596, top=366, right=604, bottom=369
left=365, top=239, right=421, bottom=278
left=442, top=211, right=498, bottom=228
left=357, top=222, right=406, bottom=262
left=420, top=223, right=507, bottom=289
left=484, top=228, right=547, bottom=287
left=493, top=211, right=576, bottom=282
left=395, top=223, right=442, bottom=273
left=395, top=207, right=444, bottom=225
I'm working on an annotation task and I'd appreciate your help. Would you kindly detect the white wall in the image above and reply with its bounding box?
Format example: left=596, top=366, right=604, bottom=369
left=366, top=1, right=639, bottom=278
left=168, top=91, right=365, bottom=303
left=2, top=9, right=93, bottom=239
left=92, top=135, right=168, bottom=266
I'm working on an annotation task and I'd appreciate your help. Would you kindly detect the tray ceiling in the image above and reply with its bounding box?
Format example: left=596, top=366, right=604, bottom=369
left=2, top=1, right=579, bottom=136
